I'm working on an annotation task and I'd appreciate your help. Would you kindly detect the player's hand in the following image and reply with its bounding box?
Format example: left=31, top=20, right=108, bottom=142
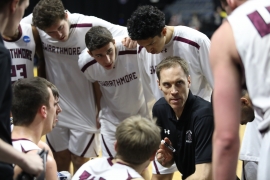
left=121, top=37, right=137, bottom=49
left=156, top=137, right=174, bottom=167
left=19, top=151, right=44, bottom=177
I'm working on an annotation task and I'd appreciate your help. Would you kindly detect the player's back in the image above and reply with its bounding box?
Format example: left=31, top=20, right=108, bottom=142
left=227, top=0, right=270, bottom=131
left=72, top=157, right=142, bottom=180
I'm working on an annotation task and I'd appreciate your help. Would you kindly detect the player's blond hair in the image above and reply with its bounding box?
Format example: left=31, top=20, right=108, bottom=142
left=115, top=116, right=160, bottom=165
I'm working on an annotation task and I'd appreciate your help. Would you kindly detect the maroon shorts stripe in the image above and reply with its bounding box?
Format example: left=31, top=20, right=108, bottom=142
left=46, top=135, right=56, bottom=152
left=101, top=134, right=113, bottom=158
left=173, top=36, right=200, bottom=50
left=153, top=160, right=161, bottom=174
left=80, top=134, right=95, bottom=157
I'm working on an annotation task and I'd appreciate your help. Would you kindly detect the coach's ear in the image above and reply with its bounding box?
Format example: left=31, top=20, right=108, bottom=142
left=114, top=141, right=118, bottom=152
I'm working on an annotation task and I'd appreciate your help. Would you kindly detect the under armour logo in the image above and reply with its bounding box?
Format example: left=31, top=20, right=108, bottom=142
left=161, top=48, right=167, bottom=53
left=164, top=129, right=170, bottom=134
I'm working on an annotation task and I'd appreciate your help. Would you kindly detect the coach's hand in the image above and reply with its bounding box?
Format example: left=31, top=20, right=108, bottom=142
left=156, top=137, right=174, bottom=167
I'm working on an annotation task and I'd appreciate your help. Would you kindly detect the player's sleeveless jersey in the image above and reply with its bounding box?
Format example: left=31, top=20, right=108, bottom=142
left=79, top=38, right=148, bottom=126
left=12, top=138, right=40, bottom=153
left=36, top=11, right=128, bottom=133
left=138, top=26, right=213, bottom=111
left=3, top=23, right=35, bottom=83
left=227, top=0, right=270, bottom=132
left=72, top=157, right=142, bottom=180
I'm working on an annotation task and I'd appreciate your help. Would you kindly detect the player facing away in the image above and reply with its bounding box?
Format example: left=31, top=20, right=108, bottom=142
left=11, top=77, right=62, bottom=180
left=3, top=22, right=45, bottom=83
left=72, top=116, right=160, bottom=180
left=210, top=0, right=270, bottom=179
left=127, top=5, right=213, bottom=180
left=25, top=0, right=129, bottom=173
left=78, top=26, right=149, bottom=159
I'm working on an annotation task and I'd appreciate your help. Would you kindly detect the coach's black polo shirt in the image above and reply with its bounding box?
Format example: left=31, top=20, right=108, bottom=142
left=153, top=91, right=214, bottom=179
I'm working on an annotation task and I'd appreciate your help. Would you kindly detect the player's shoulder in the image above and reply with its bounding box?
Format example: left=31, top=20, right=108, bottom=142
left=173, top=26, right=210, bottom=46
left=78, top=48, right=97, bottom=71
left=115, top=37, right=137, bottom=55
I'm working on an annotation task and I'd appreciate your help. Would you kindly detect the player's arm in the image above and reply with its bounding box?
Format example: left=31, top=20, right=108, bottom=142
left=198, top=35, right=214, bottom=88
left=210, top=21, right=242, bottom=180
left=88, top=16, right=128, bottom=37
left=93, top=81, right=102, bottom=129
left=32, top=25, right=46, bottom=78
left=186, top=163, right=212, bottom=180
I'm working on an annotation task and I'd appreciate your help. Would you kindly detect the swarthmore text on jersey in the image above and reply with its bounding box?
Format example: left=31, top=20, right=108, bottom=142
left=9, top=48, right=32, bottom=61
left=98, top=72, right=138, bottom=87
left=42, top=42, right=81, bottom=55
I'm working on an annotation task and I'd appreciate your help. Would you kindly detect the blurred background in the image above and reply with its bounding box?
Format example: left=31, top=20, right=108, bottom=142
left=25, top=0, right=227, bottom=39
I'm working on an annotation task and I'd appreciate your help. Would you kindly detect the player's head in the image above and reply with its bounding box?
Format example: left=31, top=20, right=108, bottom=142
left=32, top=0, right=69, bottom=41
left=156, top=56, right=191, bottom=115
left=12, top=77, right=61, bottom=133
left=240, top=89, right=254, bottom=125
left=85, top=26, right=116, bottom=70
left=115, top=116, right=160, bottom=166
left=0, top=0, right=29, bottom=34
left=127, top=5, right=167, bottom=54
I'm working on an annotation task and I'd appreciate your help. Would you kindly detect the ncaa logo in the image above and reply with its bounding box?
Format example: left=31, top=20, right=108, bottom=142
left=23, top=36, right=30, bottom=43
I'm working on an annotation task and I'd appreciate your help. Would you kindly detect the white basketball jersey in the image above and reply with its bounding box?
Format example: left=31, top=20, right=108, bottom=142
left=72, top=157, right=142, bottom=180
left=36, top=12, right=128, bottom=133
left=227, top=0, right=270, bottom=132
left=3, top=23, right=35, bottom=83
left=79, top=38, right=148, bottom=126
left=138, top=26, right=213, bottom=111
left=12, top=138, right=40, bottom=153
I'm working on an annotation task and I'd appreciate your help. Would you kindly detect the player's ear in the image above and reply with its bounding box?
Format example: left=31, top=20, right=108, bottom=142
left=113, top=39, right=115, bottom=45
left=10, top=0, right=19, bottom=13
left=87, top=50, right=94, bottom=57
left=65, top=11, right=68, bottom=20
left=161, top=27, right=166, bottom=37
left=149, top=151, right=156, bottom=161
left=114, top=141, right=118, bottom=152
left=227, top=0, right=237, bottom=10
left=240, top=97, right=248, bottom=106
left=39, top=105, right=47, bottom=118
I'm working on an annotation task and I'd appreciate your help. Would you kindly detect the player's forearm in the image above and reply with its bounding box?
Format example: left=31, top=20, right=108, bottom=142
left=213, top=132, right=239, bottom=180
left=0, top=139, right=24, bottom=165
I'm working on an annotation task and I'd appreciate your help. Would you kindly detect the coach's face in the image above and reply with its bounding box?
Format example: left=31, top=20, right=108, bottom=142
left=158, top=64, right=191, bottom=117
left=89, top=41, right=116, bottom=70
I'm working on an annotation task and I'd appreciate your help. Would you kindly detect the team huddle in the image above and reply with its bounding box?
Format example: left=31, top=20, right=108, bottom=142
left=0, top=0, right=270, bottom=180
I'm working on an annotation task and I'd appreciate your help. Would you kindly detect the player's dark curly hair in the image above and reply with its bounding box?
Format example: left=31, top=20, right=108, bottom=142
left=32, top=0, right=66, bottom=30
left=127, top=5, right=165, bottom=40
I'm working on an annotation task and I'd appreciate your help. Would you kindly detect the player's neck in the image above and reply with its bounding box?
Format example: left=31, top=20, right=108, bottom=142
left=3, top=27, right=20, bottom=40
left=113, top=158, right=150, bottom=174
left=12, top=124, right=43, bottom=144
left=0, top=13, right=9, bottom=34
left=165, top=26, right=174, bottom=45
